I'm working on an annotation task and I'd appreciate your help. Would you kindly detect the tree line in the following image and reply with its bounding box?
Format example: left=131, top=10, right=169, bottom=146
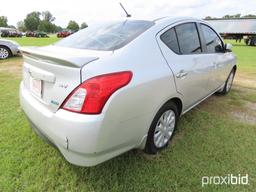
left=0, top=11, right=88, bottom=33
left=205, top=14, right=256, bottom=19
left=1, top=12, right=255, bottom=32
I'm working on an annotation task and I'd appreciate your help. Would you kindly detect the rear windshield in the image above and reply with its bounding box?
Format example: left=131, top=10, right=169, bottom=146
left=55, top=20, right=154, bottom=51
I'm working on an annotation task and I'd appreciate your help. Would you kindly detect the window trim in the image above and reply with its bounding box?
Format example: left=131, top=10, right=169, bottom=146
left=160, top=22, right=203, bottom=55
left=174, top=27, right=181, bottom=54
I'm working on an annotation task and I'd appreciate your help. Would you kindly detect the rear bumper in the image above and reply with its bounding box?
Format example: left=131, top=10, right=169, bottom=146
left=19, top=82, right=132, bottom=166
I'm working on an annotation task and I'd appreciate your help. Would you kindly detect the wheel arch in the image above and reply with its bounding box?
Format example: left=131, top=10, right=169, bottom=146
left=143, top=96, right=182, bottom=153
left=157, top=97, right=183, bottom=116
left=166, top=97, right=183, bottom=116
left=137, top=96, right=183, bottom=150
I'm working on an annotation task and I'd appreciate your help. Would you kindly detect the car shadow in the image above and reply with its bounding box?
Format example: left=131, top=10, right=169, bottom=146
left=66, top=149, right=161, bottom=190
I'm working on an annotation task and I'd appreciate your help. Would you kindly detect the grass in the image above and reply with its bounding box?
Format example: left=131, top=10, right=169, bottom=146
left=0, top=39, right=255, bottom=191
left=227, top=40, right=256, bottom=72
left=1, top=36, right=60, bottom=46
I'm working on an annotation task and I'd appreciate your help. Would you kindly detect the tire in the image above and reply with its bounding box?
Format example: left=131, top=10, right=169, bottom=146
left=144, top=101, right=178, bottom=154
left=217, top=69, right=235, bottom=95
left=244, top=39, right=249, bottom=45
left=252, top=39, right=256, bottom=46
left=0, top=46, right=11, bottom=60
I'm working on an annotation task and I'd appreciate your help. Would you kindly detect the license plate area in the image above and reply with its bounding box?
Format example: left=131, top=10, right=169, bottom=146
left=30, top=77, right=42, bottom=98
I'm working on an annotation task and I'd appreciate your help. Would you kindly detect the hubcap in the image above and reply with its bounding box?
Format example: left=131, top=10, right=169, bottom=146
left=0, top=48, right=9, bottom=59
left=226, top=72, right=234, bottom=92
left=154, top=110, right=176, bottom=148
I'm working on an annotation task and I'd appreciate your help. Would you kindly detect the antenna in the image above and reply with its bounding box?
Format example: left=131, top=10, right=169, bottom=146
left=119, top=3, right=131, bottom=18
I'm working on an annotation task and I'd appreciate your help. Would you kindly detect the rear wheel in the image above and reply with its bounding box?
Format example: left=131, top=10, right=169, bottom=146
left=144, top=101, right=178, bottom=154
left=0, top=46, right=11, bottom=59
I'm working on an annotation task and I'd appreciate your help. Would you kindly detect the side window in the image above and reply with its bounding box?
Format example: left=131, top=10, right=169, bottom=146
left=175, top=23, right=202, bottom=54
left=201, top=24, right=223, bottom=53
left=160, top=28, right=180, bottom=54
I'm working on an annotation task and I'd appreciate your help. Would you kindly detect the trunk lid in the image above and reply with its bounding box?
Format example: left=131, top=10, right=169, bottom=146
left=20, top=45, right=111, bottom=112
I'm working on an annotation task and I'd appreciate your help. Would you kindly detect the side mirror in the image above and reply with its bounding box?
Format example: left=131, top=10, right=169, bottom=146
left=215, top=44, right=224, bottom=53
left=225, top=43, right=232, bottom=52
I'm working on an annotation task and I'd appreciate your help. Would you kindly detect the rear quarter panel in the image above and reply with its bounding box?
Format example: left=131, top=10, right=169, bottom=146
left=80, top=29, right=182, bottom=151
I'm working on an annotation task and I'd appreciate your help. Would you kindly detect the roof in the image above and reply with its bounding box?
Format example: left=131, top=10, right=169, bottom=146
left=154, top=16, right=199, bottom=23
left=205, top=19, right=256, bottom=34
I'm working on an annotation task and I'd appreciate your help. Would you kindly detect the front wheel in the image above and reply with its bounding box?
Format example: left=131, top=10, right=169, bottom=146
left=144, top=102, right=178, bottom=154
left=217, top=69, right=235, bottom=95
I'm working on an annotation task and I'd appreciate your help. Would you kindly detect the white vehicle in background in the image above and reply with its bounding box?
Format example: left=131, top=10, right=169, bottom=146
left=206, top=18, right=256, bottom=46
left=19, top=17, right=236, bottom=166
left=0, top=39, right=20, bottom=59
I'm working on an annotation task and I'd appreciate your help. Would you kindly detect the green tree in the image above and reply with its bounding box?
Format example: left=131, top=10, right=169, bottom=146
left=222, top=14, right=241, bottom=19
left=53, top=24, right=63, bottom=32
left=38, top=11, right=56, bottom=33
left=223, top=15, right=231, bottom=19
left=42, top=11, right=55, bottom=22
left=205, top=14, right=256, bottom=20
left=67, top=20, right=79, bottom=31
left=205, top=15, right=215, bottom=19
left=0, top=16, right=8, bottom=27
left=24, top=12, right=41, bottom=31
left=38, top=20, right=54, bottom=32
left=80, top=22, right=88, bottom=29
left=17, top=21, right=26, bottom=32
left=242, top=14, right=256, bottom=18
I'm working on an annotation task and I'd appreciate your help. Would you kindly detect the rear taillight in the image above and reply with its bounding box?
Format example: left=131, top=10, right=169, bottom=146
left=61, top=71, right=132, bottom=114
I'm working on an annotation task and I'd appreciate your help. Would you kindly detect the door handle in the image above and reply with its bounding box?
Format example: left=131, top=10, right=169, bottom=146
left=176, top=70, right=188, bottom=78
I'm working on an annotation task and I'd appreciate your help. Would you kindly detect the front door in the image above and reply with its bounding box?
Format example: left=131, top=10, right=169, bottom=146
left=199, top=23, right=234, bottom=92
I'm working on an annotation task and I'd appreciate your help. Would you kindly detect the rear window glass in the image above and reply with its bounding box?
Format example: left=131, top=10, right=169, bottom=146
left=55, top=20, right=154, bottom=51
left=160, top=28, right=180, bottom=54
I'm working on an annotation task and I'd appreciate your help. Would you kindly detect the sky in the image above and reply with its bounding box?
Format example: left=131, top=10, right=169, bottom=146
left=1, top=0, right=256, bottom=27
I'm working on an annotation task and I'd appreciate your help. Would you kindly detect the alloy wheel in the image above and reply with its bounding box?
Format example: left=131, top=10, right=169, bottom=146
left=0, top=47, right=9, bottom=59
left=153, top=110, right=176, bottom=148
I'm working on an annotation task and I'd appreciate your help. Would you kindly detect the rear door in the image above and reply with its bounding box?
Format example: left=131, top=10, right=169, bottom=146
left=157, top=22, right=213, bottom=110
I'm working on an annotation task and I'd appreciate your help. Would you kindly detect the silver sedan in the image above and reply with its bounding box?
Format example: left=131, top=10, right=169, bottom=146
left=0, top=39, right=20, bottom=59
left=19, top=17, right=236, bottom=166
